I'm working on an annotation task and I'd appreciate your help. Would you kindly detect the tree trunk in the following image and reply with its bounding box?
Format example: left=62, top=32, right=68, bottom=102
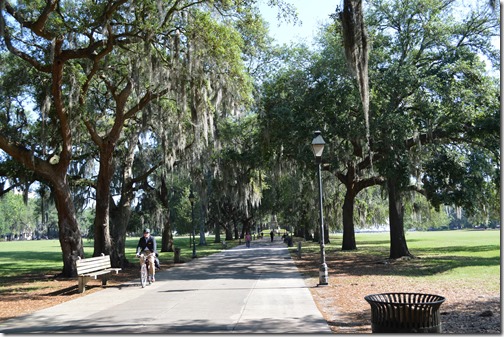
left=313, top=225, right=320, bottom=243
left=225, top=223, right=233, bottom=241
left=161, top=216, right=174, bottom=252
left=0, top=135, right=84, bottom=277
left=214, top=221, right=221, bottom=243
left=324, top=223, right=330, bottom=244
left=336, top=162, right=385, bottom=251
left=338, top=163, right=358, bottom=250
left=233, top=220, right=239, bottom=240
left=109, top=130, right=139, bottom=268
left=198, top=202, right=207, bottom=245
left=301, top=208, right=312, bottom=240
left=109, top=201, right=131, bottom=268
left=387, top=179, right=412, bottom=259
left=52, top=183, right=84, bottom=277
left=93, top=145, right=114, bottom=256
left=342, top=189, right=357, bottom=250
left=159, top=175, right=174, bottom=252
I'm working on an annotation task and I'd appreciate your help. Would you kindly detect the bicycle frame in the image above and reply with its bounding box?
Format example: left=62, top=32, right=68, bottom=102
left=138, top=252, right=155, bottom=288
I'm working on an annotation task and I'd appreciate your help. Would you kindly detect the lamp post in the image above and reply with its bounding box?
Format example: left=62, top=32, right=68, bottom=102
left=189, top=189, right=197, bottom=258
left=311, top=130, right=328, bottom=286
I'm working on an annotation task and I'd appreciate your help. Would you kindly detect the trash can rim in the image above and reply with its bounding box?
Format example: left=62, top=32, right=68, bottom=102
left=364, top=292, right=445, bottom=305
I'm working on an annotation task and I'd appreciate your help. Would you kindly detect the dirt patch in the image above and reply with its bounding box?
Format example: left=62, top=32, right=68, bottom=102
left=0, top=251, right=500, bottom=334
left=0, top=266, right=139, bottom=322
left=0, top=255, right=165, bottom=322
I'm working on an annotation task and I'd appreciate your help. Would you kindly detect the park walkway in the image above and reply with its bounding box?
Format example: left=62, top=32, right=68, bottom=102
left=0, top=237, right=332, bottom=334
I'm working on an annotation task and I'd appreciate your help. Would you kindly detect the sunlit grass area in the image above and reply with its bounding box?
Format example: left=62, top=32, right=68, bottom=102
left=0, top=235, right=241, bottom=279
left=291, top=230, right=500, bottom=292
left=0, top=240, right=64, bottom=278
left=1, top=230, right=499, bottom=293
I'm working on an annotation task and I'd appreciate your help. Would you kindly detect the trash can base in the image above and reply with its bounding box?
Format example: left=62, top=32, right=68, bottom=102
left=371, top=323, right=442, bottom=333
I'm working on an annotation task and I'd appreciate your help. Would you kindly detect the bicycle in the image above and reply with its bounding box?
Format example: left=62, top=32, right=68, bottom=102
left=137, top=252, right=155, bottom=288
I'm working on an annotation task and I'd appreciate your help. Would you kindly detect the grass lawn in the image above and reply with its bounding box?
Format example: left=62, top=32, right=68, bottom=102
left=291, top=229, right=500, bottom=292
left=0, top=235, right=239, bottom=280
left=0, top=230, right=500, bottom=292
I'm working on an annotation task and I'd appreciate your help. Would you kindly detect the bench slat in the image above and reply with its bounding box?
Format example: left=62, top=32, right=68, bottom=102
left=78, top=260, right=111, bottom=268
left=76, top=256, right=112, bottom=275
left=77, top=258, right=110, bottom=266
left=81, top=268, right=120, bottom=279
left=77, top=261, right=111, bottom=273
left=76, top=255, right=110, bottom=264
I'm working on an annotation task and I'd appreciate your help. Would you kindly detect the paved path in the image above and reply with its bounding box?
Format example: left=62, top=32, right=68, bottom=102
left=0, top=238, right=332, bottom=334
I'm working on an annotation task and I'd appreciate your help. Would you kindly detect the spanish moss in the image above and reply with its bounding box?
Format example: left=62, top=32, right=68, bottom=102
left=340, top=0, right=372, bottom=170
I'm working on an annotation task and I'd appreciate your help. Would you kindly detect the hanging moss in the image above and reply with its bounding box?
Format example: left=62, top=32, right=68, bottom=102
left=339, top=0, right=371, bottom=167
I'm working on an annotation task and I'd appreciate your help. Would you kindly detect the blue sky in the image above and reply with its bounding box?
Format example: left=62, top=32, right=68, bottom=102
left=258, top=0, right=500, bottom=52
left=258, top=0, right=339, bottom=47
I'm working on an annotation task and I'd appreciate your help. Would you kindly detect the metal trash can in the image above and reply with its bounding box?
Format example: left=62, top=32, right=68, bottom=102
left=364, top=292, right=445, bottom=333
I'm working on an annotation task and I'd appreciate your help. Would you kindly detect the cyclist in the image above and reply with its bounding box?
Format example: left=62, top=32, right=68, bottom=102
left=136, top=228, right=158, bottom=282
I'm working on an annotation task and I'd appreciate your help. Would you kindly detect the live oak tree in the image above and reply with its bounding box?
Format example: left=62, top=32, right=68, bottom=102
left=0, top=0, right=109, bottom=276
left=163, top=4, right=287, bottom=246
left=0, top=0, right=179, bottom=274
left=145, top=5, right=271, bottom=249
left=259, top=41, right=382, bottom=249
left=259, top=0, right=499, bottom=259
left=105, top=2, right=277, bottom=260
left=319, top=0, right=499, bottom=257
left=82, top=1, right=263, bottom=264
left=0, top=0, right=282, bottom=276
left=366, top=0, right=499, bottom=258
left=199, top=114, right=265, bottom=241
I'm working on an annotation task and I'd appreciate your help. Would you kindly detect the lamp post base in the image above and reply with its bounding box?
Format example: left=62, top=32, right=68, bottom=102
left=318, top=263, right=329, bottom=286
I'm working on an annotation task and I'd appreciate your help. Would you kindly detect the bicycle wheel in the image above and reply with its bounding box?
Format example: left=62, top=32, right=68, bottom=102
left=147, top=262, right=152, bottom=284
left=140, top=263, right=148, bottom=288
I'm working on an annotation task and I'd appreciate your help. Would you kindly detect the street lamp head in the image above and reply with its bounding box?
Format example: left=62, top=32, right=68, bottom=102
left=311, top=131, right=325, bottom=160
left=188, top=190, right=195, bottom=205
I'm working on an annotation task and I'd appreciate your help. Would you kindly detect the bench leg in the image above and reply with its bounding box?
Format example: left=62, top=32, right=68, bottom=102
left=78, top=276, right=90, bottom=293
left=101, top=277, right=108, bottom=287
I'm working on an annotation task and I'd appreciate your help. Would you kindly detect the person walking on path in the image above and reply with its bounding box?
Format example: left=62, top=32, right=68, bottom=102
left=270, top=230, right=274, bottom=242
left=245, top=232, right=251, bottom=248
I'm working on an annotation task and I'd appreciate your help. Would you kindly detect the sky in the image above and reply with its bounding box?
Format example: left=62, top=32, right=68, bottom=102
left=258, top=0, right=340, bottom=47
left=258, top=0, right=500, bottom=51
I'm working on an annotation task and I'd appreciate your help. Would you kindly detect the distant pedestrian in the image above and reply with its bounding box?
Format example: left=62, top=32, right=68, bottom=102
left=270, top=230, right=274, bottom=242
left=245, top=232, right=251, bottom=248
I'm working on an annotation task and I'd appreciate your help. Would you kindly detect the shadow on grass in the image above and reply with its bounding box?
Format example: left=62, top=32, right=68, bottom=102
left=413, top=244, right=500, bottom=254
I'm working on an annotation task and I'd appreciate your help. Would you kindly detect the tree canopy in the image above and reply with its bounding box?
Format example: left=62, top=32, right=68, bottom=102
left=0, top=0, right=499, bottom=274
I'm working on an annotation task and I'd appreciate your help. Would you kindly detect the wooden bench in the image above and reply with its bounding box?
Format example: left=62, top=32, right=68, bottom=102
left=76, top=254, right=121, bottom=293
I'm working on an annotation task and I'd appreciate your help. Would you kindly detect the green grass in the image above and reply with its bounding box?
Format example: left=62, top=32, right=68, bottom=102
left=1, top=230, right=500, bottom=292
left=0, top=240, right=65, bottom=278
left=0, top=236, right=241, bottom=280
left=291, top=229, right=500, bottom=291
